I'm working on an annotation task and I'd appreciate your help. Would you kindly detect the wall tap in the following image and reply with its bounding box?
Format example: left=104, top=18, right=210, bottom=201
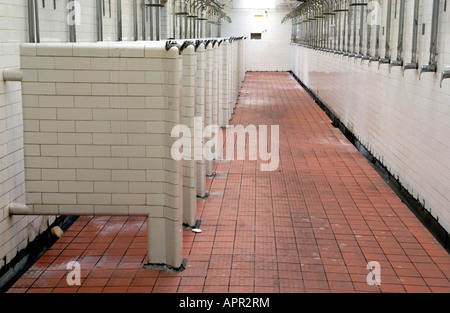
left=369, top=56, right=379, bottom=66
left=378, top=57, right=390, bottom=70
left=389, top=60, right=403, bottom=73
left=419, top=64, right=437, bottom=80
left=402, top=62, right=418, bottom=76
left=440, top=68, right=450, bottom=88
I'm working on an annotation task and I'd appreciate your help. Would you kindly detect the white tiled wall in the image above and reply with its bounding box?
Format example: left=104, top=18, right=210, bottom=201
left=292, top=0, right=450, bottom=234
left=1, top=0, right=38, bottom=270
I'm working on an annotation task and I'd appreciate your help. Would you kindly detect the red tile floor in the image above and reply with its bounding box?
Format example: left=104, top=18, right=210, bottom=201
left=7, top=72, right=450, bottom=293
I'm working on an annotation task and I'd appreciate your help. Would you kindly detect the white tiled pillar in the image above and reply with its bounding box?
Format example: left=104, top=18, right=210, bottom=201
left=196, top=43, right=207, bottom=198
left=205, top=43, right=214, bottom=177
left=181, top=44, right=197, bottom=227
left=219, top=41, right=230, bottom=128
left=213, top=42, right=221, bottom=129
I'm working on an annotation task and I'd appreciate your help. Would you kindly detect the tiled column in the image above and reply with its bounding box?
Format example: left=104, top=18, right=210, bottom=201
left=212, top=42, right=220, bottom=129
left=219, top=40, right=230, bottom=128
left=181, top=44, right=197, bottom=228
left=196, top=43, right=207, bottom=198
left=205, top=43, right=214, bottom=177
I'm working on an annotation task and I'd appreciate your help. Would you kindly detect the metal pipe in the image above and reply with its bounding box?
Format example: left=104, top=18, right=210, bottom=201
left=440, top=68, right=450, bottom=88
left=172, top=0, right=176, bottom=38
left=346, top=0, right=352, bottom=54
left=149, top=0, right=154, bottom=41
left=419, top=0, right=439, bottom=79
left=117, top=0, right=122, bottom=41
left=141, top=0, right=146, bottom=40
left=351, top=0, right=357, bottom=56
left=27, top=0, right=36, bottom=43
left=390, top=0, right=405, bottom=72
left=379, top=0, right=392, bottom=68
left=34, top=0, right=40, bottom=43
left=96, top=0, right=103, bottom=41
left=402, top=0, right=419, bottom=74
left=134, top=0, right=138, bottom=40
left=68, top=0, right=77, bottom=42
left=357, top=2, right=365, bottom=57
left=156, top=0, right=161, bottom=41
left=362, top=2, right=371, bottom=63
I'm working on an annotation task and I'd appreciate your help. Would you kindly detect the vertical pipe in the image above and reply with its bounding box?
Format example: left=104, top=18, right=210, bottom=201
left=34, top=0, right=40, bottom=43
left=134, top=0, right=138, bottom=40
left=156, top=0, right=161, bottom=41
left=27, top=0, right=36, bottom=43
left=150, top=0, right=154, bottom=40
left=410, top=0, right=419, bottom=63
left=184, top=1, right=188, bottom=39
left=384, top=0, right=392, bottom=59
left=352, top=1, right=357, bottom=54
left=429, top=0, right=439, bottom=65
left=419, top=0, right=439, bottom=78
left=173, top=0, right=177, bottom=38
left=336, top=2, right=341, bottom=50
left=396, top=0, right=405, bottom=60
left=366, top=5, right=371, bottom=56
left=342, top=5, right=347, bottom=52
left=97, top=0, right=104, bottom=41
left=117, top=0, right=123, bottom=41
left=346, top=0, right=351, bottom=53
left=358, top=3, right=364, bottom=55
left=68, top=0, right=77, bottom=42
left=142, top=0, right=146, bottom=40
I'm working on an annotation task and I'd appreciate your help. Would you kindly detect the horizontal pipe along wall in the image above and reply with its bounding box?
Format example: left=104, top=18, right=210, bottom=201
left=18, top=42, right=184, bottom=270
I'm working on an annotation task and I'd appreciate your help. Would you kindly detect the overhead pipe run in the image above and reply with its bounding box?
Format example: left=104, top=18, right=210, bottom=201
left=169, top=0, right=231, bottom=40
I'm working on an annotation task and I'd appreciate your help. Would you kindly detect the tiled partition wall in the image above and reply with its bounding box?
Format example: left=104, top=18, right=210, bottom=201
left=0, top=0, right=140, bottom=283
left=3, top=38, right=245, bottom=274
left=19, top=42, right=184, bottom=269
left=292, top=2, right=450, bottom=234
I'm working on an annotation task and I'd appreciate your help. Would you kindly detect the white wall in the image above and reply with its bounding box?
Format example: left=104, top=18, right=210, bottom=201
left=221, top=0, right=294, bottom=71
left=292, top=0, right=450, bottom=234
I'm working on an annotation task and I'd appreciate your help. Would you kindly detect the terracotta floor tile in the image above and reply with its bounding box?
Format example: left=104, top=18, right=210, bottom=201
left=9, top=72, right=450, bottom=294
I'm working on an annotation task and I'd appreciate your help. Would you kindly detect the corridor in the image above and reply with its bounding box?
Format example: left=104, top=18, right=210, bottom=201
left=7, top=72, right=450, bottom=293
